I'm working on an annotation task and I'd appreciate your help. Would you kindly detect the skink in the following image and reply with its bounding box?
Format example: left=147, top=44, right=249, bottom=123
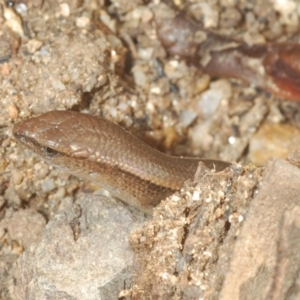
left=13, top=110, right=230, bottom=214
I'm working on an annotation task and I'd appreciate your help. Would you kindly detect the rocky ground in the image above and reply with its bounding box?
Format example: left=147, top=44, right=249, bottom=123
left=1, top=0, right=300, bottom=299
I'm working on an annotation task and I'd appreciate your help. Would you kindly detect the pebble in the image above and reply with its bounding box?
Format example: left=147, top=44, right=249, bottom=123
left=59, top=3, right=70, bottom=17
left=11, top=170, right=23, bottom=185
left=8, top=104, right=19, bottom=120
left=248, top=122, right=300, bottom=166
left=179, top=110, right=197, bottom=128
left=198, top=79, right=231, bottom=119
left=132, top=66, right=147, bottom=87
left=76, top=16, right=90, bottom=28
left=41, top=178, right=56, bottom=192
left=26, top=39, right=43, bottom=54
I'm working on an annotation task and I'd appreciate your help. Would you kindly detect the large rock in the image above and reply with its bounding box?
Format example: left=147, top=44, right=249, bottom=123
left=10, top=195, right=146, bottom=300
left=220, top=159, right=300, bottom=299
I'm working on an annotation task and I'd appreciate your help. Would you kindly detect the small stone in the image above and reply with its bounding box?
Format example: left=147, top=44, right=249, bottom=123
left=26, top=39, right=43, bottom=54
left=33, top=163, right=49, bottom=179
left=51, top=80, right=66, bottom=91
left=1, top=63, right=10, bottom=76
left=4, top=186, right=21, bottom=206
left=248, top=122, right=300, bottom=166
left=3, top=6, right=24, bottom=37
left=194, top=75, right=210, bottom=95
left=198, top=79, right=231, bottom=118
left=41, top=178, right=56, bottom=192
left=11, top=170, right=23, bottom=185
left=192, top=190, right=201, bottom=201
left=138, top=47, right=153, bottom=60
left=8, top=104, right=19, bottom=120
left=59, top=3, right=70, bottom=17
left=76, top=16, right=90, bottom=28
left=132, top=66, right=147, bottom=87
left=215, top=208, right=224, bottom=219
left=179, top=110, right=198, bottom=128
left=99, top=10, right=116, bottom=32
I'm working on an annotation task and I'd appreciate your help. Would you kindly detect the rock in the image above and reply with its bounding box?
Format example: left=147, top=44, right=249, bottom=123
left=267, top=206, right=300, bottom=299
left=198, top=79, right=232, bottom=119
left=248, top=122, right=300, bottom=166
left=220, top=159, right=300, bottom=299
left=128, top=164, right=260, bottom=299
left=129, top=158, right=300, bottom=299
left=10, top=195, right=146, bottom=300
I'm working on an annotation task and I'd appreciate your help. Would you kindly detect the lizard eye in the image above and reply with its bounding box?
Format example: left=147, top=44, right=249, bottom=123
left=41, top=146, right=59, bottom=158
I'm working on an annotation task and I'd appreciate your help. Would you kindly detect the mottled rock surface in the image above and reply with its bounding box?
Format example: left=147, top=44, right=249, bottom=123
left=220, top=159, right=300, bottom=300
left=128, top=159, right=300, bottom=300
left=10, top=195, right=146, bottom=300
